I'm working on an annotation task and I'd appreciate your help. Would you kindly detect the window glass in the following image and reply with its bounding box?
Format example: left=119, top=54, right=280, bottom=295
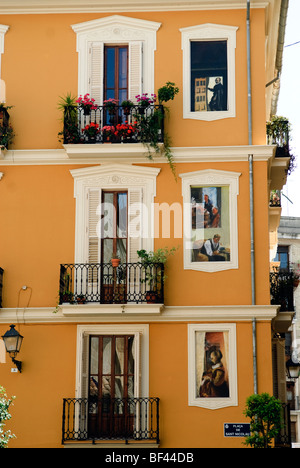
left=191, top=185, right=230, bottom=262
left=191, top=41, right=228, bottom=112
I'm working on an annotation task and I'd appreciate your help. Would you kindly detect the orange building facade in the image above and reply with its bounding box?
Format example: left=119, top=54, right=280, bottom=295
left=0, top=0, right=290, bottom=448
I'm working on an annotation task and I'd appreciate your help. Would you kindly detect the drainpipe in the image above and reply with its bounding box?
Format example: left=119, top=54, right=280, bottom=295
left=246, top=0, right=258, bottom=395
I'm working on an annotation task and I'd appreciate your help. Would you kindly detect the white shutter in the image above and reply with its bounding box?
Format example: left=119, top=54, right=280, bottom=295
left=89, top=42, right=104, bottom=106
left=128, top=41, right=143, bottom=101
left=128, top=187, right=143, bottom=263
left=87, top=188, right=101, bottom=264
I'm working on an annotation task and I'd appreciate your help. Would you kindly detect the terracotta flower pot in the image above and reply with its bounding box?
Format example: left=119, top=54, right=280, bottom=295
left=111, top=258, right=120, bottom=268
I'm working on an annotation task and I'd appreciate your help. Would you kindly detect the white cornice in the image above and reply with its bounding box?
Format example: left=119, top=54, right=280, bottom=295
left=0, top=1, right=270, bottom=15
left=0, top=145, right=276, bottom=165
left=0, top=304, right=279, bottom=323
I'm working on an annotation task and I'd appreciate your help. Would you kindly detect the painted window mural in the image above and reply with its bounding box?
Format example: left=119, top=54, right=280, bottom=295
left=196, top=331, right=229, bottom=398
left=191, top=185, right=230, bottom=262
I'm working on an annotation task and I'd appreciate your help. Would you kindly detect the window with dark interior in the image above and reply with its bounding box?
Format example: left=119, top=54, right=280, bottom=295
left=104, top=45, right=128, bottom=104
left=190, top=40, right=228, bottom=112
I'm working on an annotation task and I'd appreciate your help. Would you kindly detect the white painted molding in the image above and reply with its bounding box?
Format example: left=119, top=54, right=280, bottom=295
left=72, top=15, right=161, bottom=99
left=180, top=23, right=238, bottom=121
left=0, top=1, right=270, bottom=15
left=75, top=324, right=149, bottom=399
left=0, top=304, right=279, bottom=323
left=0, top=25, right=9, bottom=79
left=71, top=163, right=160, bottom=262
left=180, top=168, right=240, bottom=272
left=0, top=172, right=3, bottom=180
left=188, top=323, right=238, bottom=409
left=0, top=145, right=276, bottom=165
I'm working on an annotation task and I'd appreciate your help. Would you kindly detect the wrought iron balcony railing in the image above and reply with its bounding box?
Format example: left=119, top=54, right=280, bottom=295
left=270, top=269, right=298, bottom=312
left=0, top=267, right=3, bottom=308
left=62, top=397, right=160, bottom=444
left=267, top=119, right=290, bottom=158
left=62, top=104, right=164, bottom=145
left=59, top=262, right=164, bottom=305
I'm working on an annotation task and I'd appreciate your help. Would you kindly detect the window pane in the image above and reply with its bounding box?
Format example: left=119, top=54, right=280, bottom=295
left=191, top=41, right=227, bottom=112
left=90, top=337, right=99, bottom=375
left=106, top=47, right=115, bottom=89
left=119, top=47, right=128, bottom=89
left=115, top=337, right=124, bottom=375
left=102, top=337, right=112, bottom=374
left=117, top=193, right=127, bottom=238
left=191, top=186, right=230, bottom=262
left=103, top=239, right=113, bottom=263
left=103, top=193, right=114, bottom=238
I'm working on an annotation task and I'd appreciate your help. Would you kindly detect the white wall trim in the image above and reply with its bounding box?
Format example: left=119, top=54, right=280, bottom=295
left=188, top=323, right=238, bottom=409
left=0, top=24, right=9, bottom=78
left=75, top=324, right=149, bottom=398
left=70, top=163, right=160, bottom=262
left=72, top=15, right=161, bottom=99
left=0, top=304, right=279, bottom=323
left=0, top=145, right=276, bottom=165
left=180, top=168, right=240, bottom=272
left=0, top=1, right=270, bottom=15
left=180, top=23, right=238, bottom=121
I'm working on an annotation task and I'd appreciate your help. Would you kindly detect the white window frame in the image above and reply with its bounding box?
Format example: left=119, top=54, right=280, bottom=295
left=70, top=163, right=160, bottom=264
left=71, top=15, right=161, bottom=103
left=76, top=324, right=149, bottom=399
left=180, top=168, right=240, bottom=272
left=188, top=323, right=238, bottom=410
left=0, top=25, right=9, bottom=79
left=180, top=23, right=238, bottom=121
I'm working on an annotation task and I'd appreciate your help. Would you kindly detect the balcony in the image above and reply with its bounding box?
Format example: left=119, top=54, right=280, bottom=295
left=62, top=104, right=164, bottom=146
left=270, top=269, right=299, bottom=312
left=62, top=397, right=160, bottom=445
left=59, top=263, right=164, bottom=305
left=0, top=267, right=3, bottom=307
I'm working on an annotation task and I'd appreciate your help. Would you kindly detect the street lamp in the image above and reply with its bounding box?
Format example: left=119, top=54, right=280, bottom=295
left=1, top=324, right=23, bottom=373
left=286, top=357, right=300, bottom=380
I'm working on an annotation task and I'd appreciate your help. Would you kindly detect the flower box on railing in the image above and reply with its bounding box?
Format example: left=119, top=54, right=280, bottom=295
left=62, top=104, right=164, bottom=145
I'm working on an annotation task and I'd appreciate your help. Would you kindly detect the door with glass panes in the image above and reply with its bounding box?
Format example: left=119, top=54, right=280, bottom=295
left=101, top=190, right=127, bottom=303
left=88, top=335, right=135, bottom=438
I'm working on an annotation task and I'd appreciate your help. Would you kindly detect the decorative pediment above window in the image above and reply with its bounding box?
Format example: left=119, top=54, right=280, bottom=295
left=72, top=15, right=161, bottom=104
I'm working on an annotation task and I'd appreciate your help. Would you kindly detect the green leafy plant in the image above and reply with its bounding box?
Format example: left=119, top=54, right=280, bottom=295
left=137, top=246, right=177, bottom=286
left=158, top=81, right=179, bottom=104
left=243, top=393, right=283, bottom=448
left=266, top=115, right=296, bottom=174
left=0, top=124, right=14, bottom=148
left=0, top=386, right=16, bottom=448
left=58, top=93, right=79, bottom=143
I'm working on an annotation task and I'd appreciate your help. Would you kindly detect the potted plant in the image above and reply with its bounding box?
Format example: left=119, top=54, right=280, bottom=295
left=0, top=124, right=14, bottom=149
left=135, top=93, right=156, bottom=113
left=76, top=93, right=97, bottom=115
left=158, top=81, right=179, bottom=104
left=76, top=294, right=86, bottom=304
left=137, top=247, right=177, bottom=303
left=57, top=93, right=79, bottom=144
left=121, top=99, right=134, bottom=115
left=82, top=122, right=100, bottom=142
left=101, top=125, right=115, bottom=142
left=111, top=254, right=120, bottom=268
left=60, top=290, right=74, bottom=304
left=114, top=121, right=138, bottom=142
left=0, top=103, right=13, bottom=127
left=103, top=98, right=119, bottom=115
